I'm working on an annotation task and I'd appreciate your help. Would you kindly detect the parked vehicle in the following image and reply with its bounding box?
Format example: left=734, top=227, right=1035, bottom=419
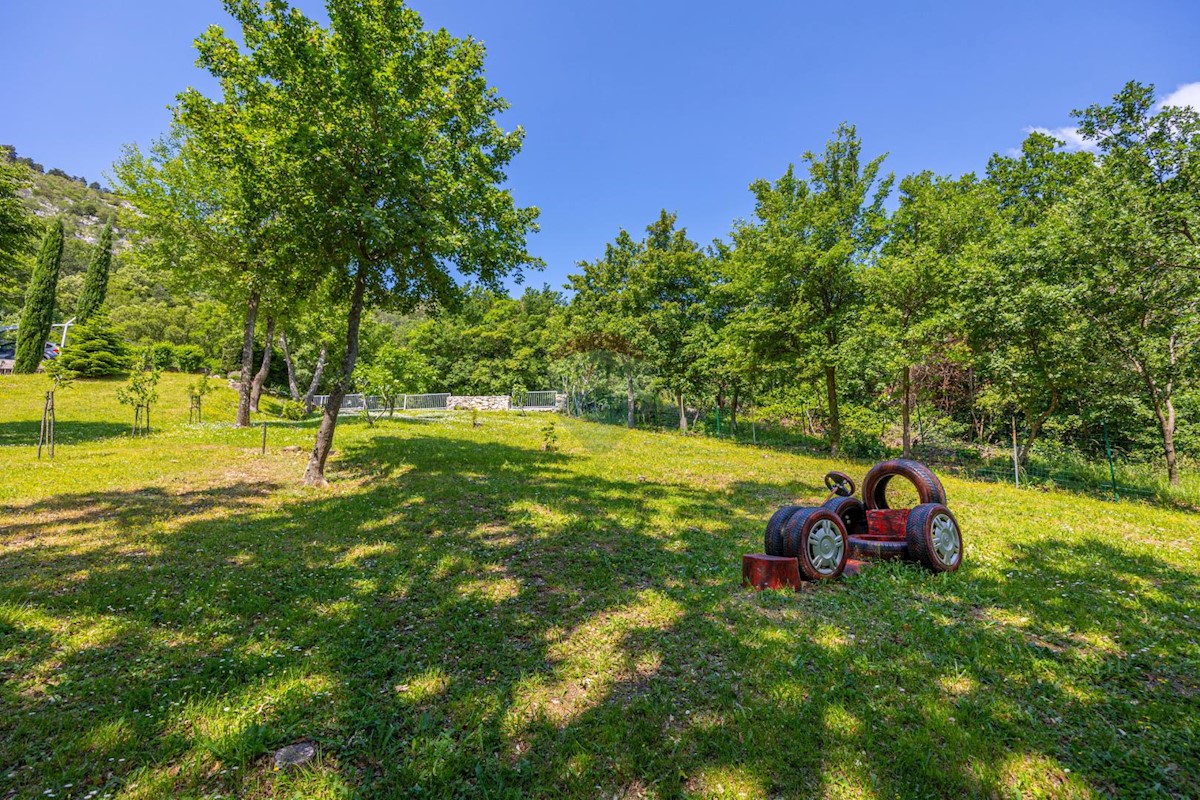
left=0, top=329, right=61, bottom=370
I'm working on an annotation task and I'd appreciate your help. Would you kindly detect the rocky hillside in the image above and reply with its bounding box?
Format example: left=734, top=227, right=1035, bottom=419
left=2, top=146, right=131, bottom=316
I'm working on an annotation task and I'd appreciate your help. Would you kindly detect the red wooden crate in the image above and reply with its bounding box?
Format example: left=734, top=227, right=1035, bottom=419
left=742, top=554, right=802, bottom=591
left=865, top=509, right=909, bottom=540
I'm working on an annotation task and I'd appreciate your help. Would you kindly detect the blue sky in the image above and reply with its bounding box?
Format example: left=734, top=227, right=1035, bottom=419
left=3, top=1, right=1198, bottom=292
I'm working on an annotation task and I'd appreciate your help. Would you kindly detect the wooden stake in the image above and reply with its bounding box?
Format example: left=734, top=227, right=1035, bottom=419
left=38, top=391, right=49, bottom=459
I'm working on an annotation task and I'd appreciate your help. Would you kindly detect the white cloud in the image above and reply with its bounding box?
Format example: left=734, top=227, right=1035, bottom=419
left=1017, top=80, right=1200, bottom=155
left=1160, top=81, right=1200, bottom=111
left=1024, top=125, right=1095, bottom=152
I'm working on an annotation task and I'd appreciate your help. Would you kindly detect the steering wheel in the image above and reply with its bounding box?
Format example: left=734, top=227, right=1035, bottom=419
left=824, top=470, right=856, bottom=498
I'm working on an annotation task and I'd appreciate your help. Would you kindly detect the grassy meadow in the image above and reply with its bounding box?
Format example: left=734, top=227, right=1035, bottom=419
left=1, top=373, right=1198, bottom=799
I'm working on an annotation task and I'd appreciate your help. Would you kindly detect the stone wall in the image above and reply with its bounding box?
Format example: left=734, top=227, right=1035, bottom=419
left=447, top=395, right=512, bottom=411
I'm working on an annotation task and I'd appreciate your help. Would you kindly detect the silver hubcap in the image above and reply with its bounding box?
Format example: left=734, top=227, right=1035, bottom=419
left=931, top=513, right=960, bottom=566
left=807, top=519, right=844, bottom=575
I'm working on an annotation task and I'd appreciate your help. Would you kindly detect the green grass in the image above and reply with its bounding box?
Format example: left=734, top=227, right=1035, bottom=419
left=2, top=373, right=1198, bottom=799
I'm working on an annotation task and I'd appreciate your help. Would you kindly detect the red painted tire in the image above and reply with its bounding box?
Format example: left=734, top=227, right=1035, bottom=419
left=905, top=503, right=963, bottom=573
left=763, top=505, right=804, bottom=556
left=822, top=495, right=868, bottom=537
left=781, top=508, right=848, bottom=581
left=848, top=536, right=908, bottom=561
left=861, top=459, right=947, bottom=510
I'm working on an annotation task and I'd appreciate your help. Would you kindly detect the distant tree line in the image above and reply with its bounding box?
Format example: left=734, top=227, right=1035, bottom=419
left=1, top=2, right=1194, bottom=490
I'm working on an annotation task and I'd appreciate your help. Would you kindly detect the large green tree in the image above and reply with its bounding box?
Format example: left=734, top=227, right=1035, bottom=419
left=408, top=287, right=563, bottom=396
left=75, top=222, right=113, bottom=323
left=863, top=172, right=995, bottom=456
left=729, top=124, right=892, bottom=454
left=567, top=230, right=649, bottom=428
left=194, top=0, right=540, bottom=484
left=968, top=133, right=1096, bottom=463
left=0, top=150, right=35, bottom=286
left=637, top=211, right=711, bottom=432
left=114, top=128, right=291, bottom=427
left=1053, top=82, right=1200, bottom=484
left=15, top=219, right=65, bottom=373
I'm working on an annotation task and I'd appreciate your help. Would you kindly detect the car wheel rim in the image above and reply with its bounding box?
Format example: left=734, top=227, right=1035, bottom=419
left=807, top=519, right=843, bottom=576
left=931, top=513, right=960, bottom=566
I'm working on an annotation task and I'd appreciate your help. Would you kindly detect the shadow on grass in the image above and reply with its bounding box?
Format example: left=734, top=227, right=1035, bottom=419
left=0, top=423, right=1196, bottom=798
left=0, top=420, right=133, bottom=448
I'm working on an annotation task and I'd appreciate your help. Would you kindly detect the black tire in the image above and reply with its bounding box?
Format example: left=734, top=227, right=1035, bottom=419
left=905, top=503, right=963, bottom=573
left=781, top=507, right=848, bottom=581
left=764, top=505, right=804, bottom=556
left=822, top=495, right=868, bottom=537
left=861, top=459, right=947, bottom=510
left=847, top=536, right=908, bottom=561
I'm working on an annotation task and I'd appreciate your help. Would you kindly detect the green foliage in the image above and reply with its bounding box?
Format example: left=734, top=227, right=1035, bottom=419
left=0, top=150, right=36, bottom=283
left=42, top=358, right=77, bottom=391
left=727, top=124, right=893, bottom=454
left=1051, top=81, right=1200, bottom=485
left=116, top=367, right=162, bottom=421
left=187, top=372, right=214, bottom=400
left=565, top=212, right=712, bottom=429
left=15, top=219, right=65, bottom=373
left=540, top=417, right=558, bottom=451
left=408, top=288, right=563, bottom=395
left=58, top=310, right=130, bottom=377
left=174, top=344, right=205, bottom=372
left=148, top=342, right=176, bottom=370
left=353, top=343, right=436, bottom=410
left=75, top=222, right=113, bottom=323
left=279, top=399, right=306, bottom=420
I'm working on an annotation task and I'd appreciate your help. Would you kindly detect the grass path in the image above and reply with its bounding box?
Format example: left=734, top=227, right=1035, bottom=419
left=1, top=374, right=1198, bottom=799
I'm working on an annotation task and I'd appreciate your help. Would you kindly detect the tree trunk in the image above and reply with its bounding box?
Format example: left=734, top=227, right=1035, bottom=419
left=901, top=365, right=912, bottom=458
left=303, top=344, right=328, bottom=413
left=677, top=392, right=688, bottom=433
left=235, top=290, right=260, bottom=428
left=1149, top=389, right=1180, bottom=486
left=281, top=331, right=301, bottom=401
left=625, top=363, right=636, bottom=429
left=250, top=316, right=276, bottom=412
left=825, top=365, right=841, bottom=456
left=304, top=268, right=366, bottom=487
left=1162, top=397, right=1179, bottom=486
left=730, top=385, right=739, bottom=433
left=1017, top=388, right=1058, bottom=466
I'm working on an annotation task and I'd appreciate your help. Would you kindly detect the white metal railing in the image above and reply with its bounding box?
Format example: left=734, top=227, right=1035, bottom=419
left=311, top=393, right=450, bottom=412
left=310, top=392, right=561, bottom=413
left=402, top=393, right=450, bottom=410
left=518, top=390, right=558, bottom=409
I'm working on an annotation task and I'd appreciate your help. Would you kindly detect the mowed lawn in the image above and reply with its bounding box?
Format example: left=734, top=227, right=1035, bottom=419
left=1, top=375, right=1198, bottom=799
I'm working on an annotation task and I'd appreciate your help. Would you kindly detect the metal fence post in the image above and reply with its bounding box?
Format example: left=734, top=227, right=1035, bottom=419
left=1103, top=421, right=1120, bottom=501
left=1011, top=417, right=1020, bottom=488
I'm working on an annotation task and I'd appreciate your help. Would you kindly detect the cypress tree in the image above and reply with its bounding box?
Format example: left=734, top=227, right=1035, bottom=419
left=14, top=218, right=64, bottom=373
left=76, top=222, right=112, bottom=323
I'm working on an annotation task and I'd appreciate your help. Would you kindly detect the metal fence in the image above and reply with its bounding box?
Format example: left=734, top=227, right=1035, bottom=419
left=402, top=393, right=450, bottom=410
left=312, top=391, right=563, bottom=413
left=311, top=393, right=451, bottom=413
left=517, top=391, right=558, bottom=410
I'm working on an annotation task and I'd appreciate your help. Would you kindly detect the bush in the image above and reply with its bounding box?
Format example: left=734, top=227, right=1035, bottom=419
left=280, top=400, right=307, bottom=420
left=175, top=345, right=205, bottom=372
left=149, top=342, right=176, bottom=370
left=59, top=311, right=129, bottom=377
